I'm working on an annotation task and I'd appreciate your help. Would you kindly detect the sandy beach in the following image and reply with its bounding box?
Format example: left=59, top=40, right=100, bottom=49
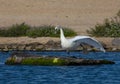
left=0, top=0, right=120, bottom=47
left=0, top=0, right=120, bottom=34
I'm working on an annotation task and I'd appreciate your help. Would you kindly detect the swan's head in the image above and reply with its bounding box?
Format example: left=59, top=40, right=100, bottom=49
left=55, top=25, right=62, bottom=34
left=55, top=25, right=61, bottom=30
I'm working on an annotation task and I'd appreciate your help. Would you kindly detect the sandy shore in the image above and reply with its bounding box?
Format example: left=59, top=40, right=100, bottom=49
left=0, top=37, right=114, bottom=47
left=0, top=37, right=59, bottom=44
left=0, top=0, right=120, bottom=48
left=0, top=0, right=120, bottom=34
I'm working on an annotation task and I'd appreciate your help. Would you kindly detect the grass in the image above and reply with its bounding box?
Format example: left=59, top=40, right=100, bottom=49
left=26, top=25, right=77, bottom=37
left=5, top=56, right=66, bottom=65
left=87, top=10, right=120, bottom=37
left=0, top=24, right=77, bottom=37
left=21, top=58, right=66, bottom=65
left=0, top=23, right=30, bottom=37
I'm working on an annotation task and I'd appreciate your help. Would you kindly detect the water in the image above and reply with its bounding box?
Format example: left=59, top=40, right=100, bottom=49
left=0, top=51, right=120, bottom=84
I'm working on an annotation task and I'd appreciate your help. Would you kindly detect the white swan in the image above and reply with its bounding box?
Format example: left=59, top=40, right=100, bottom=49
left=55, top=25, right=105, bottom=53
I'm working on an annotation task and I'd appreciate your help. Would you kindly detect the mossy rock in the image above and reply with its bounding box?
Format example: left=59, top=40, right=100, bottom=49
left=21, top=57, right=66, bottom=65
left=5, top=52, right=115, bottom=66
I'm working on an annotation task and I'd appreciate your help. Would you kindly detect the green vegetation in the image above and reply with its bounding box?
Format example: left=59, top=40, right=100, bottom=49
left=26, top=25, right=77, bottom=37
left=5, top=57, right=66, bottom=65
left=21, top=58, right=66, bottom=65
left=0, top=23, right=77, bottom=37
left=0, top=23, right=30, bottom=37
left=87, top=10, right=120, bottom=37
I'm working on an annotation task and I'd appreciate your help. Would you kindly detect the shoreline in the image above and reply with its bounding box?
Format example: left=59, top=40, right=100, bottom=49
left=0, top=37, right=119, bottom=52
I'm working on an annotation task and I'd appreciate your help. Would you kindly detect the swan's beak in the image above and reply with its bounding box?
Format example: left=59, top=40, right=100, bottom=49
left=55, top=26, right=58, bottom=30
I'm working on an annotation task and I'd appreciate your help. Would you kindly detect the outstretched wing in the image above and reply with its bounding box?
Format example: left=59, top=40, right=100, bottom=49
left=70, top=36, right=105, bottom=52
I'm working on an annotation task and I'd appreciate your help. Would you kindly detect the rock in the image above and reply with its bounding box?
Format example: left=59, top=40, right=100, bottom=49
left=26, top=42, right=44, bottom=50
left=0, top=44, right=5, bottom=49
left=25, top=46, right=32, bottom=51
left=112, top=38, right=120, bottom=46
left=17, top=44, right=26, bottom=50
left=45, top=40, right=61, bottom=50
left=5, top=52, right=115, bottom=66
left=0, top=44, right=6, bottom=51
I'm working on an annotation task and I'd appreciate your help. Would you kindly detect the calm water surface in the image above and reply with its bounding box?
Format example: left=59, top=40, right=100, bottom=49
left=0, top=51, right=120, bottom=84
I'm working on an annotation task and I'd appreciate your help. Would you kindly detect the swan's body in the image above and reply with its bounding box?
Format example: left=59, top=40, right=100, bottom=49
left=55, top=26, right=105, bottom=53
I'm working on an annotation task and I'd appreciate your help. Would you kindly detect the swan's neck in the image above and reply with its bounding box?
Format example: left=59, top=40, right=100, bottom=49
left=60, top=28, right=66, bottom=41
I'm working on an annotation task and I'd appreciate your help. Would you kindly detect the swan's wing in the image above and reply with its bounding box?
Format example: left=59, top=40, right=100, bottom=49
left=71, top=36, right=105, bottom=52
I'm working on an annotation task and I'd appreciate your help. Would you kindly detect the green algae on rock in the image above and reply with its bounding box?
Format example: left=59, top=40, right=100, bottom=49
left=5, top=52, right=115, bottom=66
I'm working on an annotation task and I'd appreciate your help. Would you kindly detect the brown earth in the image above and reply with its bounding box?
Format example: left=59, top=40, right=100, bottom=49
left=0, top=0, right=120, bottom=49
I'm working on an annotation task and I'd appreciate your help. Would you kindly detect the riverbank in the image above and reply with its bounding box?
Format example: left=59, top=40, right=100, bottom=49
left=0, top=37, right=119, bottom=52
